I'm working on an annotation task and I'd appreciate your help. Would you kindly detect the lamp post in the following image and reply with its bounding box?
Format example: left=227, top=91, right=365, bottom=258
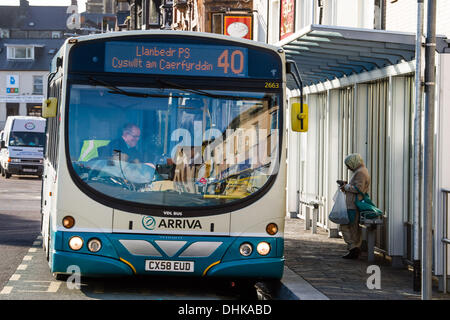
left=422, top=0, right=437, bottom=300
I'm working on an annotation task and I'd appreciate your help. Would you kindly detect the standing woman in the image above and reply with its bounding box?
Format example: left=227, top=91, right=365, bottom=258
left=340, top=153, right=371, bottom=259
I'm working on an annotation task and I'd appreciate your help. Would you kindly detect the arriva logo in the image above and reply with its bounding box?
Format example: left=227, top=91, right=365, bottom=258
left=142, top=216, right=156, bottom=230
left=24, top=122, right=35, bottom=130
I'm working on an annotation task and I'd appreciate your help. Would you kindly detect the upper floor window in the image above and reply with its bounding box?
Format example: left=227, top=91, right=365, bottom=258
left=148, top=0, right=161, bottom=25
left=33, top=75, right=43, bottom=95
left=7, top=46, right=34, bottom=60
left=0, top=29, right=10, bottom=38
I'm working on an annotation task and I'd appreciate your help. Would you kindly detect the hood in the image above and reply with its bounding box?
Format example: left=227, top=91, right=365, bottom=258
left=344, top=153, right=364, bottom=171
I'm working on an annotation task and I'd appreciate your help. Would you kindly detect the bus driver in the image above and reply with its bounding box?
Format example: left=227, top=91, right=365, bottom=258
left=99, top=123, right=144, bottom=164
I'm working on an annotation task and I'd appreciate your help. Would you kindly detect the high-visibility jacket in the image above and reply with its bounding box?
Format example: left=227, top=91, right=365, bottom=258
left=78, top=140, right=110, bottom=162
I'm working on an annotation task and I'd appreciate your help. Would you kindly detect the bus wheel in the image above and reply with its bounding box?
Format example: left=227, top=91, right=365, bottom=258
left=229, top=279, right=258, bottom=299
left=44, top=236, right=49, bottom=262
left=1, top=167, right=4, bottom=177
left=53, top=273, right=68, bottom=281
left=5, top=171, right=11, bottom=179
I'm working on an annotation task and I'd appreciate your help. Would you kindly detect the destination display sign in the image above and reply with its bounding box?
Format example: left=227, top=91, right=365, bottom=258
left=104, top=42, right=249, bottom=78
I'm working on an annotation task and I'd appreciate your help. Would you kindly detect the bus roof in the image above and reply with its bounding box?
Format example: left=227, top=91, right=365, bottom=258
left=64, top=30, right=282, bottom=53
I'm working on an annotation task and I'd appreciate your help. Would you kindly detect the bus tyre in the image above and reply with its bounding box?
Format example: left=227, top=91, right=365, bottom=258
left=53, top=273, right=68, bottom=281
left=5, top=171, right=11, bottom=179
left=229, top=279, right=258, bottom=299
left=44, top=236, right=49, bottom=262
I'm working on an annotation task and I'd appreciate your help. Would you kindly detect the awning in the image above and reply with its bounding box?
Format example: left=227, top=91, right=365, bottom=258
left=278, top=24, right=449, bottom=87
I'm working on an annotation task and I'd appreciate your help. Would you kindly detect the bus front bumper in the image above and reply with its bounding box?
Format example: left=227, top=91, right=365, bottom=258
left=51, top=250, right=284, bottom=279
left=52, top=251, right=134, bottom=277
left=50, top=231, right=285, bottom=280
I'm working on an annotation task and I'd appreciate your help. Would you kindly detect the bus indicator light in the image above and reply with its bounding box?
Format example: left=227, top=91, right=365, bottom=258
left=63, top=216, right=75, bottom=229
left=266, top=223, right=278, bottom=235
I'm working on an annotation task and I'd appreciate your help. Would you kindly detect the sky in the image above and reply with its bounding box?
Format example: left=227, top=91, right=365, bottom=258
left=0, top=0, right=86, bottom=12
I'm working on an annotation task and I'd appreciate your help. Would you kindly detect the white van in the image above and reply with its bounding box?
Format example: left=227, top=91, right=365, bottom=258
left=0, top=116, right=46, bottom=179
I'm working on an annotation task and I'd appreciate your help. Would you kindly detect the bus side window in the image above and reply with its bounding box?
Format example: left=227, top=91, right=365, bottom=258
left=46, top=79, right=62, bottom=169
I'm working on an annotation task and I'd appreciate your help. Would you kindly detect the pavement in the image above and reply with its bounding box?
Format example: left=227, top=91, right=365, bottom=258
left=280, top=217, right=450, bottom=300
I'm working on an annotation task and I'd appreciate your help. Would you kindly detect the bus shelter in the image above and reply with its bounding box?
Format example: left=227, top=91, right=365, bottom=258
left=278, top=24, right=450, bottom=287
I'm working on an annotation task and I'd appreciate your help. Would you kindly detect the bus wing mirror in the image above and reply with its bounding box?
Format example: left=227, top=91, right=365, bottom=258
left=42, top=98, right=57, bottom=118
left=0, top=140, right=5, bottom=149
left=291, top=102, right=308, bottom=132
left=286, top=60, right=307, bottom=132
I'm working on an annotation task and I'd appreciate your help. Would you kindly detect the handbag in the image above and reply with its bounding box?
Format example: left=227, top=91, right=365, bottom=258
left=354, top=186, right=383, bottom=219
left=328, top=189, right=349, bottom=224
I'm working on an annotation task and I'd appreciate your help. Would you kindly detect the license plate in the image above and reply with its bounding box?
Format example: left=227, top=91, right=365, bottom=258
left=145, top=260, right=194, bottom=272
left=23, top=168, right=37, bottom=172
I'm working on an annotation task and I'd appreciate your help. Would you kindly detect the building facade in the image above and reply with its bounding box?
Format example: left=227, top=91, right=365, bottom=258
left=121, top=0, right=450, bottom=289
left=127, top=0, right=255, bottom=41
left=259, top=0, right=450, bottom=290
left=0, top=0, right=67, bottom=129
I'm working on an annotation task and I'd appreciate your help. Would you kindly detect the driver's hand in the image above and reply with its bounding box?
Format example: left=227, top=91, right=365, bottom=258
left=112, top=152, right=130, bottom=162
left=144, top=162, right=156, bottom=169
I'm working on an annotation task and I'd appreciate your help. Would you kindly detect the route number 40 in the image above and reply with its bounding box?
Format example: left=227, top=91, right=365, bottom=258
left=218, top=50, right=244, bottom=75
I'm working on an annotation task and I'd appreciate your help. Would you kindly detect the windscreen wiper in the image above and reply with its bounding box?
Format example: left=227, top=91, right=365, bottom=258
left=157, top=79, right=266, bottom=101
left=88, top=77, right=179, bottom=99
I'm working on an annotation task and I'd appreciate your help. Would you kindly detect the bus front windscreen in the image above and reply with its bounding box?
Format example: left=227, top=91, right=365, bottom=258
left=67, top=83, right=281, bottom=209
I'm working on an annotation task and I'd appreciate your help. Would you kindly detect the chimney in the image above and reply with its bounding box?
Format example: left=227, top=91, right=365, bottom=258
left=18, top=0, right=30, bottom=26
left=20, top=0, right=30, bottom=9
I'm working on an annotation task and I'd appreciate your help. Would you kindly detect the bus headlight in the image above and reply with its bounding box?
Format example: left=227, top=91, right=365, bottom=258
left=87, top=238, right=102, bottom=253
left=239, top=243, right=253, bottom=256
left=68, top=236, right=83, bottom=251
left=256, top=242, right=271, bottom=256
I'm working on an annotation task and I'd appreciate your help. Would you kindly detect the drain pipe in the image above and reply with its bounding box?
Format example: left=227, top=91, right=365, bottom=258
left=413, top=0, right=425, bottom=293
left=422, top=0, right=437, bottom=301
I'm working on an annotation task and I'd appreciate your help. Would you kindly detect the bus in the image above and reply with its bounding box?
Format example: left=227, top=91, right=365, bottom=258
left=40, top=31, right=306, bottom=281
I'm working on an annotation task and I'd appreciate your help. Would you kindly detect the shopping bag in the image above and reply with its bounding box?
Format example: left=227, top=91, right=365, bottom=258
left=328, top=189, right=349, bottom=224
left=354, top=186, right=383, bottom=219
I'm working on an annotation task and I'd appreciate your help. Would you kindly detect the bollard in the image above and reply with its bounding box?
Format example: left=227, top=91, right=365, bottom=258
left=367, top=224, right=376, bottom=262
left=311, top=202, right=319, bottom=234
left=304, top=205, right=310, bottom=231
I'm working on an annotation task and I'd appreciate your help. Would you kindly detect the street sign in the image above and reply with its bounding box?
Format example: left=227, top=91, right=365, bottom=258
left=6, top=75, right=19, bottom=94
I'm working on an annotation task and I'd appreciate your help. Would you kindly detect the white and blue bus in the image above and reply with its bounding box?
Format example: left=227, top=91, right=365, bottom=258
left=41, top=31, right=306, bottom=281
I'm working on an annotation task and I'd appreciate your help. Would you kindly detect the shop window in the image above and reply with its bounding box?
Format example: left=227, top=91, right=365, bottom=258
left=27, top=104, right=42, bottom=117
left=6, top=103, right=19, bottom=117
